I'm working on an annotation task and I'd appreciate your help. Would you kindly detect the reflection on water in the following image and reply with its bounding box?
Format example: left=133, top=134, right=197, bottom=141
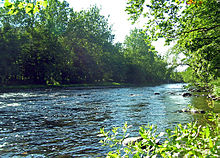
left=0, top=83, right=219, bottom=157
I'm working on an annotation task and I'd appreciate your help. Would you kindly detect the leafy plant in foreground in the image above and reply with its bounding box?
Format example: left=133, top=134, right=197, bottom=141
left=99, top=113, right=219, bottom=157
left=211, top=77, right=220, bottom=98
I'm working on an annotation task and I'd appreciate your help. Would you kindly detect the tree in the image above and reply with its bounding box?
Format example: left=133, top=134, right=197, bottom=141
left=1, top=0, right=121, bottom=85
left=0, top=0, right=70, bottom=85
left=62, top=6, right=115, bottom=83
left=0, top=0, right=175, bottom=86
left=0, top=23, right=20, bottom=84
left=126, top=0, right=220, bottom=88
left=4, top=0, right=47, bottom=15
left=124, top=28, right=170, bottom=83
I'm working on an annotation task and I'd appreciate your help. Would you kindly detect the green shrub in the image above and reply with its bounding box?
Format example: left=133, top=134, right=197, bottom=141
left=211, top=78, right=220, bottom=98
left=99, top=113, right=219, bottom=158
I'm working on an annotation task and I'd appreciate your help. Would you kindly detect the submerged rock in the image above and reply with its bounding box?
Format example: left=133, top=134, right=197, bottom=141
left=179, top=108, right=190, bottom=113
left=42, top=119, right=67, bottom=127
left=168, top=92, right=175, bottom=95
left=177, top=108, right=205, bottom=114
left=182, top=92, right=192, bottom=97
left=208, top=94, right=220, bottom=101
left=189, top=88, right=201, bottom=92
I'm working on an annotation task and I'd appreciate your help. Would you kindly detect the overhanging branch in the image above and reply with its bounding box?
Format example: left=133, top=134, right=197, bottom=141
left=168, top=25, right=220, bottom=39
left=181, top=25, right=220, bottom=34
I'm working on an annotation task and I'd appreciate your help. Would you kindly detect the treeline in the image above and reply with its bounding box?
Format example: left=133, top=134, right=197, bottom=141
left=0, top=0, right=177, bottom=86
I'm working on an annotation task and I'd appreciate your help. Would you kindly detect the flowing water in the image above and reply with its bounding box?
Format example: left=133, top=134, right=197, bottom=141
left=0, top=83, right=219, bottom=157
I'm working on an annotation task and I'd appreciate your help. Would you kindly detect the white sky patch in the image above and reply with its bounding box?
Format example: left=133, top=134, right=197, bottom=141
left=152, top=39, right=174, bottom=56
left=68, top=0, right=133, bottom=43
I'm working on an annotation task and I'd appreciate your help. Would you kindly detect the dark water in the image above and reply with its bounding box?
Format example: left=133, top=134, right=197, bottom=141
left=0, top=83, right=219, bottom=157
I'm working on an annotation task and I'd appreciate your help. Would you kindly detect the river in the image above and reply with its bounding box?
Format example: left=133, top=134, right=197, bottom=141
left=0, top=83, right=219, bottom=157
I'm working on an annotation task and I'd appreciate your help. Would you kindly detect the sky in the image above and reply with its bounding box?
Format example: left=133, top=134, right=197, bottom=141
left=67, top=0, right=173, bottom=56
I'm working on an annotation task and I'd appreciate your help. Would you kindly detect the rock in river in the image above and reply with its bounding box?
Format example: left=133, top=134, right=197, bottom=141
left=177, top=108, right=205, bottom=114
left=122, top=137, right=143, bottom=146
left=182, top=92, right=192, bottom=97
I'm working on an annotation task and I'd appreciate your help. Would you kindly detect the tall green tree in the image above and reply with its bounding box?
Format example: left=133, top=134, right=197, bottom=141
left=0, top=0, right=174, bottom=85
left=0, top=23, right=20, bottom=84
left=126, top=0, right=220, bottom=88
left=124, top=29, right=170, bottom=83
left=62, top=6, right=115, bottom=83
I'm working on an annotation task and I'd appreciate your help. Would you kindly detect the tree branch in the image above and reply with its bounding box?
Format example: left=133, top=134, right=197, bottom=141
left=181, top=25, right=220, bottom=34
left=168, top=25, right=220, bottom=39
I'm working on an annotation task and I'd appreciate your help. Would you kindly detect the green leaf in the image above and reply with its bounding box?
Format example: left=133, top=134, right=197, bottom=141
left=187, top=151, right=194, bottom=157
left=112, top=127, right=119, bottom=134
left=18, top=2, right=25, bottom=9
left=209, top=138, right=213, bottom=148
left=33, top=6, right=40, bottom=14
left=205, top=126, right=210, bottom=139
left=175, top=0, right=180, bottom=5
left=43, top=0, right=48, bottom=8
left=25, top=3, right=34, bottom=15
left=4, top=0, right=12, bottom=8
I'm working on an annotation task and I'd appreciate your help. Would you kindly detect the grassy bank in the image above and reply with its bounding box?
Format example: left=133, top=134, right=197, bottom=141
left=0, top=82, right=134, bottom=91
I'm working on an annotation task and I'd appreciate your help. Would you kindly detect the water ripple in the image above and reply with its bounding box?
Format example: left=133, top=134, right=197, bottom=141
left=0, top=83, right=205, bottom=157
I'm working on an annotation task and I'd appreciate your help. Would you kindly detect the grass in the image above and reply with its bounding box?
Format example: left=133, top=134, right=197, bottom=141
left=0, top=82, right=131, bottom=91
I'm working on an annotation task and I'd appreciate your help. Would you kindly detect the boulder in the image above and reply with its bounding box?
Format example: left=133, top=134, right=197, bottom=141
left=181, top=108, right=190, bottom=112
left=169, top=92, right=175, bottom=95
left=190, top=109, right=205, bottom=114
left=122, top=137, right=143, bottom=146
left=177, top=108, right=205, bottom=114
left=182, top=92, right=192, bottom=97
left=207, top=94, right=220, bottom=101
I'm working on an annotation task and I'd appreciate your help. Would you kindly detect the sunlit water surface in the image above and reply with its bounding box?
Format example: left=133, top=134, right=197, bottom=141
left=0, top=83, right=219, bottom=157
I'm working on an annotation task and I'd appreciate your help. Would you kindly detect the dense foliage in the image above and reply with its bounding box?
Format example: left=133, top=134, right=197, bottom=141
left=126, top=0, right=220, bottom=90
left=0, top=0, right=176, bottom=86
left=100, top=113, right=219, bottom=157
left=123, top=29, right=175, bottom=84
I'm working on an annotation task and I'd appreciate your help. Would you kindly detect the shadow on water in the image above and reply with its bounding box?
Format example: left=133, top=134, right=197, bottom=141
left=0, top=83, right=219, bottom=157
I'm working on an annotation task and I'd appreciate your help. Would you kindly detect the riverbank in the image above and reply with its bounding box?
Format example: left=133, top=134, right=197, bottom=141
left=0, top=82, right=171, bottom=91
left=0, top=82, right=129, bottom=91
